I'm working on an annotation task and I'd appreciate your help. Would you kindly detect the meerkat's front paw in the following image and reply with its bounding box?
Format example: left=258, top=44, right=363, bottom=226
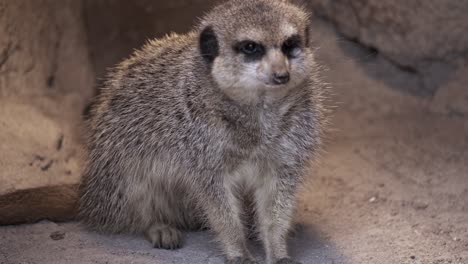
left=226, top=256, right=259, bottom=264
left=275, top=258, right=302, bottom=264
left=145, top=224, right=182, bottom=250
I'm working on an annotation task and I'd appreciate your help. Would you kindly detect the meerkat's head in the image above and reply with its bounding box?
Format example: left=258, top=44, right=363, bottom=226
left=198, top=0, right=313, bottom=103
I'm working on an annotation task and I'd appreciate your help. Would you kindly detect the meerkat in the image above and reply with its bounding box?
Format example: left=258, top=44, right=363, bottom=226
left=78, top=0, right=328, bottom=263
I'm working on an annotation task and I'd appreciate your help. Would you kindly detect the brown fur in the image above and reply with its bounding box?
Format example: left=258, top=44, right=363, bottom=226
left=79, top=1, right=329, bottom=263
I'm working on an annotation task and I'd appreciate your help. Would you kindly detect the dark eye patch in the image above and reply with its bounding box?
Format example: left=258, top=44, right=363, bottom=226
left=282, top=35, right=302, bottom=58
left=199, top=26, right=219, bottom=63
left=233, top=40, right=266, bottom=61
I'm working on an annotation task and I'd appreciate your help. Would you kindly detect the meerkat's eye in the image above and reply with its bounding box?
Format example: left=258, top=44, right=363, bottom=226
left=234, top=40, right=265, bottom=60
left=282, top=35, right=302, bottom=58
left=241, top=42, right=260, bottom=54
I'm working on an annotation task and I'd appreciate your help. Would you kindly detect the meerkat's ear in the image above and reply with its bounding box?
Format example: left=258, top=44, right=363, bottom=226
left=305, top=24, right=311, bottom=47
left=199, top=26, right=219, bottom=63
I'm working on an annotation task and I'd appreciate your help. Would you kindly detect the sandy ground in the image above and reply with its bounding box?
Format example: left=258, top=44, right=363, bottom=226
left=1, top=19, right=467, bottom=264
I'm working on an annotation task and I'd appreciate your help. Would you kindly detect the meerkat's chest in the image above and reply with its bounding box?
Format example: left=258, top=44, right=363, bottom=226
left=253, top=102, right=293, bottom=145
left=224, top=147, right=276, bottom=190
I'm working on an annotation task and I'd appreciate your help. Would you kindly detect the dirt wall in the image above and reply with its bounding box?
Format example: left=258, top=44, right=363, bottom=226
left=0, top=0, right=94, bottom=222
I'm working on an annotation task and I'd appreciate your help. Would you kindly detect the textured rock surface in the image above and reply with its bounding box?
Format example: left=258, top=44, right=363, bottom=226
left=0, top=0, right=93, bottom=212
left=0, top=0, right=94, bottom=100
left=0, top=102, right=82, bottom=195
left=307, top=0, right=468, bottom=95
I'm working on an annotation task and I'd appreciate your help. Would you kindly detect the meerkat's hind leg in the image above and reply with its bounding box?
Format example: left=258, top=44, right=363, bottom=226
left=145, top=223, right=182, bottom=250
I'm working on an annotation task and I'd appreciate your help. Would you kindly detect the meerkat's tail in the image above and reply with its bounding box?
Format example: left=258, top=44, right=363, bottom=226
left=0, top=184, right=79, bottom=225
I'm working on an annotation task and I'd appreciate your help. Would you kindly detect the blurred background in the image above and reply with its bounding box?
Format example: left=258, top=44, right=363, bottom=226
left=0, top=0, right=467, bottom=263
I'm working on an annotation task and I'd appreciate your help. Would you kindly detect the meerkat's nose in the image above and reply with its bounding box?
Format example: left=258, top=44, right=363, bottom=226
left=272, top=71, right=290, bottom=85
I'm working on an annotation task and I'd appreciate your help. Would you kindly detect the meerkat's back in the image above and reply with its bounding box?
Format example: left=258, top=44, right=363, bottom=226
left=79, top=32, right=207, bottom=233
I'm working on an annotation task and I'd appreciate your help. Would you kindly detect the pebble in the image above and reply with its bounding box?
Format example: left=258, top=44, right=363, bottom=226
left=50, top=231, right=66, bottom=240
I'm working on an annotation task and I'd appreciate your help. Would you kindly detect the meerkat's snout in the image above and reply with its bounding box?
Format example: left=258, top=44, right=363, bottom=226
left=262, top=49, right=290, bottom=85
left=272, top=71, right=290, bottom=85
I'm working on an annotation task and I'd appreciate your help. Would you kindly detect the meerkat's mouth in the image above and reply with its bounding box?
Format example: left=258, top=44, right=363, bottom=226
left=263, top=82, right=286, bottom=88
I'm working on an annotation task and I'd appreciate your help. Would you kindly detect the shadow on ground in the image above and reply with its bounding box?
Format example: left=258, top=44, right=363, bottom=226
left=0, top=221, right=346, bottom=264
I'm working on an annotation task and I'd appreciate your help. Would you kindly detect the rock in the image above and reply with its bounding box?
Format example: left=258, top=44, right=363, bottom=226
left=306, top=0, right=468, bottom=95
left=0, top=101, right=82, bottom=196
left=411, top=200, right=429, bottom=211
left=0, top=0, right=93, bottom=224
left=430, top=66, right=468, bottom=116
left=50, top=231, right=66, bottom=241
left=0, top=0, right=94, bottom=101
